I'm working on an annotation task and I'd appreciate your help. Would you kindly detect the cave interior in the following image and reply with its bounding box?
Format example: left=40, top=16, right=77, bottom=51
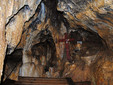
left=1, top=0, right=113, bottom=85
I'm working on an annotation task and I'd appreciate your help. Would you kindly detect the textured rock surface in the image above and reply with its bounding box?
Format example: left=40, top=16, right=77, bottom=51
left=63, top=62, right=91, bottom=82
left=0, top=0, right=113, bottom=85
left=0, top=0, right=41, bottom=82
left=57, top=0, right=113, bottom=50
left=91, top=52, right=113, bottom=85
left=6, top=0, right=42, bottom=54
left=0, top=1, right=7, bottom=82
left=4, top=49, right=22, bottom=81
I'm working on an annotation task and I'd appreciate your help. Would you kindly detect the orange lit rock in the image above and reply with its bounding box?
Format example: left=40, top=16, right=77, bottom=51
left=63, top=62, right=91, bottom=82
left=9, top=63, right=21, bottom=81
left=6, top=0, right=41, bottom=54
left=1, top=0, right=113, bottom=84
left=58, top=0, right=113, bottom=50
left=92, top=55, right=113, bottom=85
left=0, top=1, right=7, bottom=82
left=0, top=0, right=42, bottom=81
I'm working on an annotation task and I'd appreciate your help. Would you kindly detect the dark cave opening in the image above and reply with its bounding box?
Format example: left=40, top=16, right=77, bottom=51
left=31, top=35, right=57, bottom=72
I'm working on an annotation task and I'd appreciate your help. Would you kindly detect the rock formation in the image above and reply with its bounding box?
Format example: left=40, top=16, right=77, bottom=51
left=0, top=0, right=113, bottom=85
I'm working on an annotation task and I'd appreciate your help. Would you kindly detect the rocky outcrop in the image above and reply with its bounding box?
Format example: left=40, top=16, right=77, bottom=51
left=91, top=51, right=113, bottom=85
left=0, top=1, right=7, bottom=82
left=57, top=0, right=113, bottom=50
left=6, top=0, right=42, bottom=54
left=0, top=0, right=42, bottom=82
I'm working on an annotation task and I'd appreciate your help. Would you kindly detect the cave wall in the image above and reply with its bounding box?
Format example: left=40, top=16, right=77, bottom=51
left=0, top=0, right=41, bottom=82
left=0, top=0, right=113, bottom=85
left=4, top=49, right=22, bottom=81
left=57, top=0, right=113, bottom=50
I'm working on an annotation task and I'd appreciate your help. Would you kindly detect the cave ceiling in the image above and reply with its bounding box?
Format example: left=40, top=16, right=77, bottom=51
left=3, top=0, right=113, bottom=53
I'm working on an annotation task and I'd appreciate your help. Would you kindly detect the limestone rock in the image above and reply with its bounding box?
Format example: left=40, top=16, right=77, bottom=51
left=0, top=0, right=41, bottom=81
left=19, top=62, right=44, bottom=77
left=4, top=62, right=21, bottom=81
left=6, top=0, right=42, bottom=54
left=0, top=1, right=7, bottom=82
left=6, top=6, right=31, bottom=54
left=63, top=62, right=91, bottom=82
left=92, top=55, right=113, bottom=85
left=1, top=0, right=113, bottom=84
left=57, top=0, right=113, bottom=50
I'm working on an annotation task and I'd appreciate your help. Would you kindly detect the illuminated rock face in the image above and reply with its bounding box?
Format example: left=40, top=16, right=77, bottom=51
left=57, top=0, right=113, bottom=50
left=1, top=0, right=113, bottom=85
left=91, top=53, right=113, bottom=85
left=0, top=0, right=41, bottom=82
left=0, top=1, right=7, bottom=82
left=56, top=1, right=113, bottom=84
left=6, top=0, right=42, bottom=54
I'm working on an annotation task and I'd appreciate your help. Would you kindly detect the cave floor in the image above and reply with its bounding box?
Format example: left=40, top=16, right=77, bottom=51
left=3, top=76, right=91, bottom=85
